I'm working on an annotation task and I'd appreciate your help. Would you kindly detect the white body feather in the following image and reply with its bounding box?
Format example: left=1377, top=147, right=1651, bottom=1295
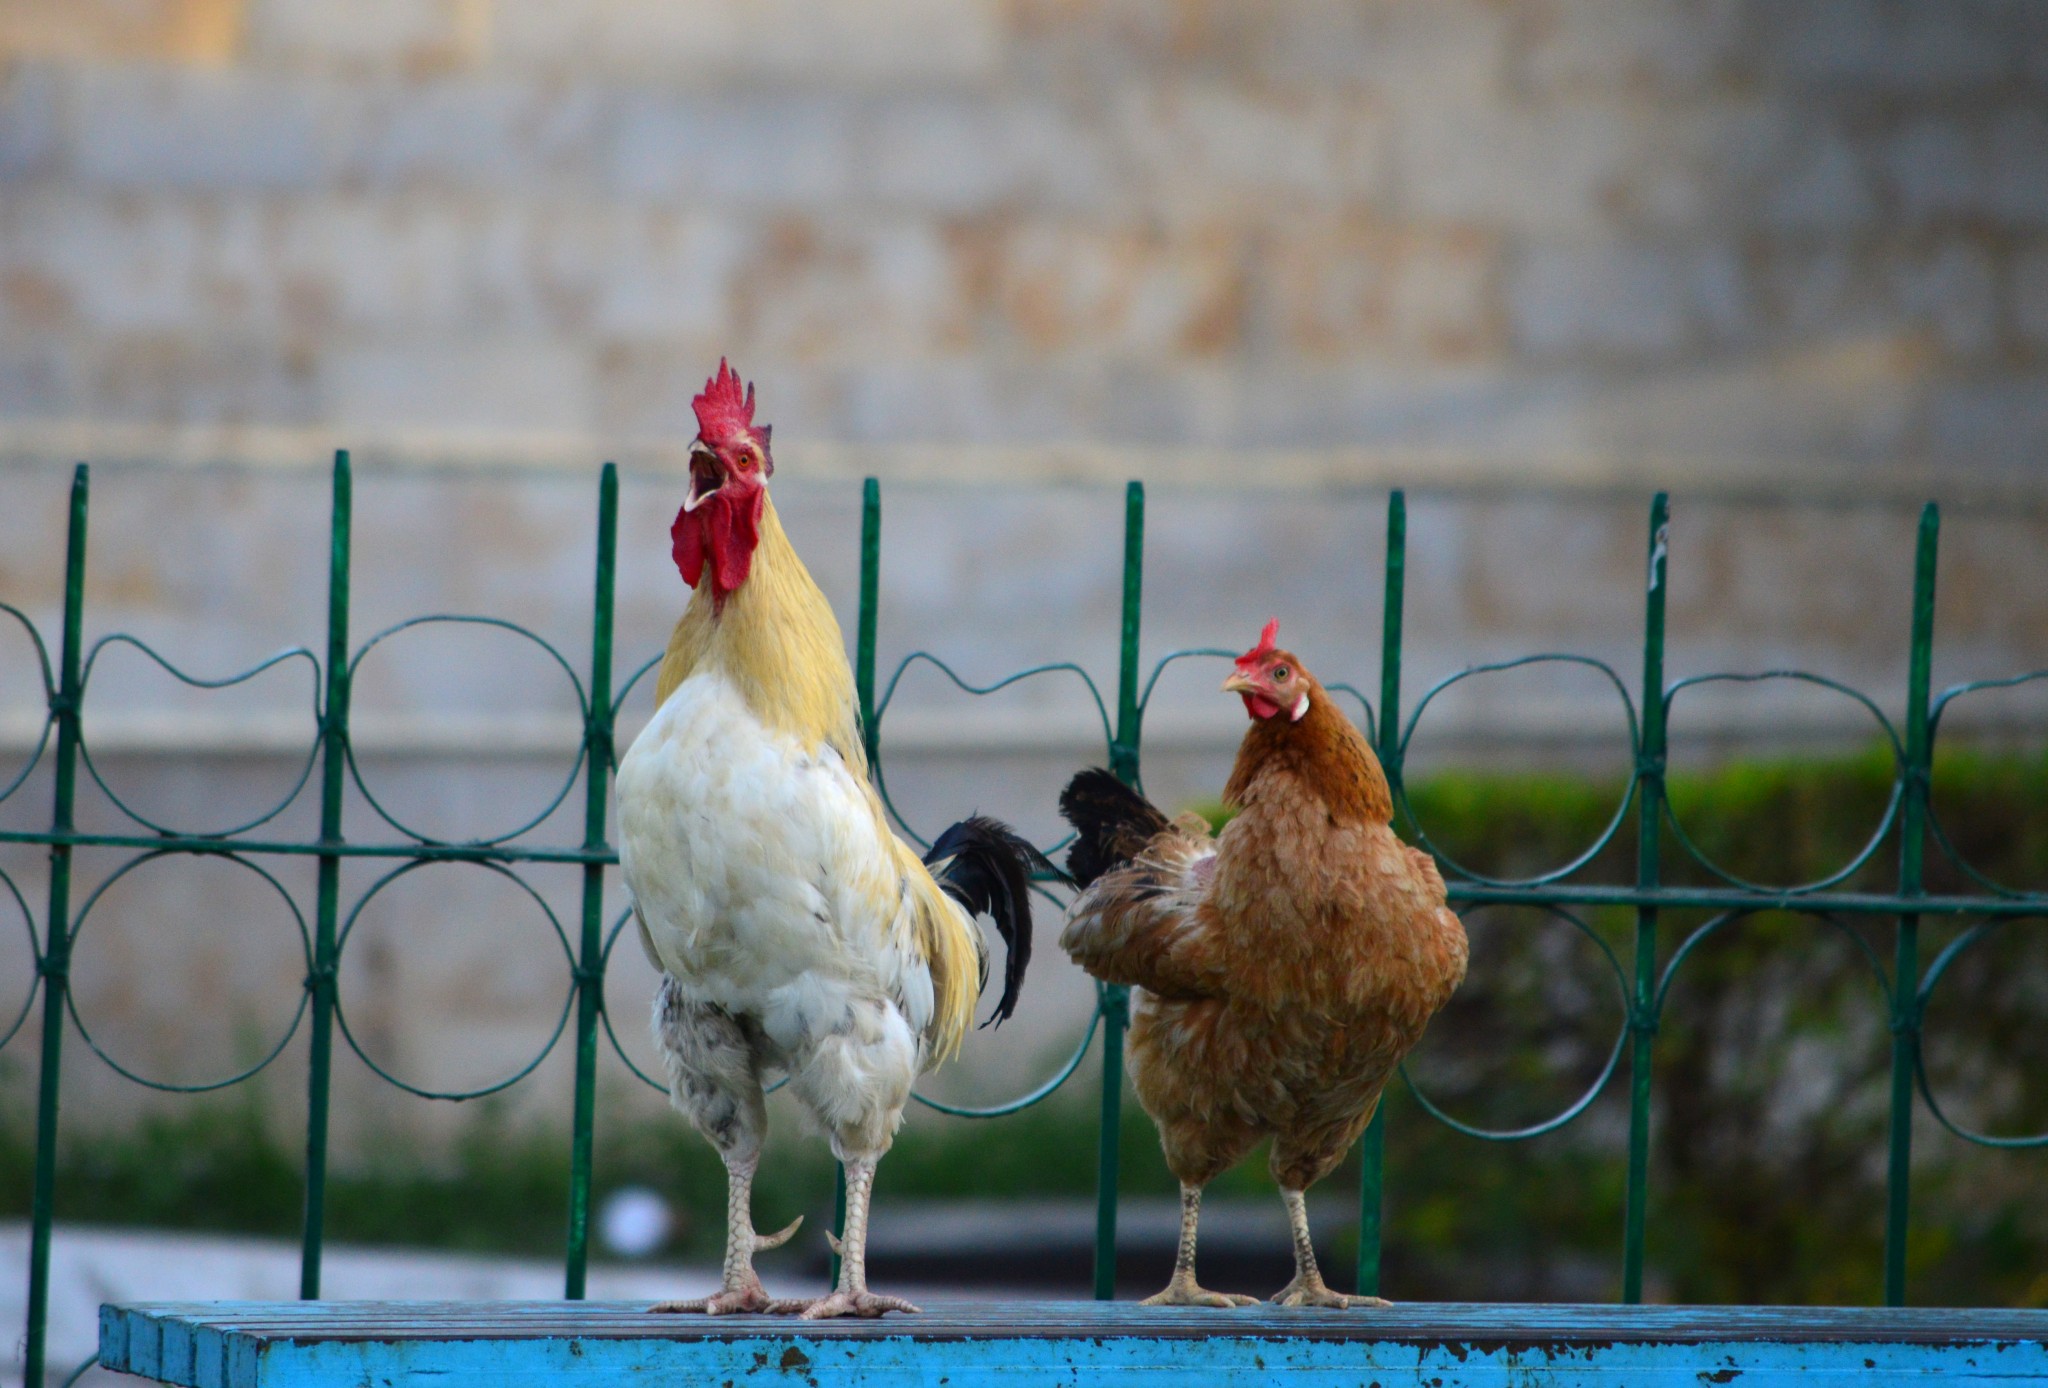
left=617, top=668, right=933, bottom=1085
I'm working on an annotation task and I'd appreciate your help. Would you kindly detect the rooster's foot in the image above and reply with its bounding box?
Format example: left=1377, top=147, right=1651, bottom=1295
left=1140, top=1278, right=1259, bottom=1308
left=795, top=1289, right=921, bottom=1320
left=651, top=1278, right=803, bottom=1316
left=1269, top=1275, right=1391, bottom=1309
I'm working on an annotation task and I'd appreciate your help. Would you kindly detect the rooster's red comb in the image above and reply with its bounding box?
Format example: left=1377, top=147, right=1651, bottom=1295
left=692, top=358, right=757, bottom=443
left=1236, top=619, right=1281, bottom=668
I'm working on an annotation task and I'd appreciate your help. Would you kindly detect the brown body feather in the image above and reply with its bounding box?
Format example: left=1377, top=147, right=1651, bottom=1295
left=1060, top=662, right=1467, bottom=1192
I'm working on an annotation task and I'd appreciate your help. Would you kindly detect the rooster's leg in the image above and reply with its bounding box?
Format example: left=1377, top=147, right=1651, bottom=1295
left=798, top=1156, right=920, bottom=1319
left=651, top=1153, right=805, bottom=1315
left=650, top=987, right=801, bottom=1315
left=1141, top=1183, right=1258, bottom=1307
left=1269, top=1188, right=1390, bottom=1309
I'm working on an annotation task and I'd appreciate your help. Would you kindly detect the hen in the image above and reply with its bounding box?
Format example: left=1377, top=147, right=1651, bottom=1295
left=617, top=362, right=1048, bottom=1318
left=1059, top=619, right=1467, bottom=1308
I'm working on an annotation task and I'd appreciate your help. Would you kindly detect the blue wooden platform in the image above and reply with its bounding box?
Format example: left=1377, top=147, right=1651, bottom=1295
left=100, top=1300, right=2048, bottom=1387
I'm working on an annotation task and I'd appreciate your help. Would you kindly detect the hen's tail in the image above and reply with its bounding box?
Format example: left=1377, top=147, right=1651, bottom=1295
left=924, top=816, right=1060, bottom=1028
left=1058, top=767, right=1172, bottom=889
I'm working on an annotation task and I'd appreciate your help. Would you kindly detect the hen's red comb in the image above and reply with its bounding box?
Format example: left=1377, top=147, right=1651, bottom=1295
left=692, top=358, right=757, bottom=443
left=1236, top=618, right=1280, bottom=667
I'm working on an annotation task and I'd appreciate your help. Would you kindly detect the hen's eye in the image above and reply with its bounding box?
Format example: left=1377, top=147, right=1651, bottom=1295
left=1272, top=666, right=1290, bottom=681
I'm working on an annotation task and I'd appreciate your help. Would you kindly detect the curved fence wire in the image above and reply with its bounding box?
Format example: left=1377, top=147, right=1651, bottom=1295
left=2, top=457, right=2044, bottom=1386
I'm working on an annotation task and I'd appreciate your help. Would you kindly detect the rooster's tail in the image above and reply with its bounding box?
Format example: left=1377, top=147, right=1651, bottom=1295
left=923, top=816, right=1060, bottom=1028
left=1057, top=767, right=1172, bottom=890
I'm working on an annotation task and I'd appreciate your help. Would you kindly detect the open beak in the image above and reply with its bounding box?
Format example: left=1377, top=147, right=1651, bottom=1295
left=1220, top=671, right=1256, bottom=695
left=683, top=444, right=724, bottom=513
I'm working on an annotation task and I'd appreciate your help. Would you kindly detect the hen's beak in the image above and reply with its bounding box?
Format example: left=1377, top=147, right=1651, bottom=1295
left=1220, top=671, right=1256, bottom=695
left=683, top=444, right=724, bottom=512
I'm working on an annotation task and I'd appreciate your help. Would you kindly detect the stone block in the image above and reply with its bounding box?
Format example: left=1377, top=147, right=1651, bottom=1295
left=1768, top=0, right=2015, bottom=91
left=85, top=330, right=321, bottom=426
left=244, top=0, right=484, bottom=70
left=1263, top=216, right=1499, bottom=361
left=1110, top=84, right=1389, bottom=214
left=491, top=0, right=1002, bottom=85
left=1508, top=239, right=1749, bottom=358
left=2015, top=246, right=2048, bottom=346
left=68, top=66, right=331, bottom=190
left=1518, top=0, right=1747, bottom=95
left=951, top=218, right=1247, bottom=358
left=577, top=210, right=743, bottom=339
left=1880, top=117, right=1987, bottom=224
left=321, top=337, right=594, bottom=432
left=0, top=65, right=60, bottom=178
left=1924, top=374, right=2048, bottom=469
left=725, top=215, right=954, bottom=362
left=1988, top=107, right=2048, bottom=225
left=607, top=92, right=860, bottom=205
left=1392, top=100, right=1637, bottom=233
left=859, top=96, right=1112, bottom=215
left=0, top=191, right=204, bottom=333
left=0, top=0, right=242, bottom=65
left=340, top=79, right=609, bottom=193
left=1757, top=121, right=1878, bottom=233
left=1884, top=241, right=1997, bottom=358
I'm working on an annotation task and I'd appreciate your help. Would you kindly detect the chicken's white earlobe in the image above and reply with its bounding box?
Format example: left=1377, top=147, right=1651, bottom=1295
left=1290, top=692, right=1310, bottom=721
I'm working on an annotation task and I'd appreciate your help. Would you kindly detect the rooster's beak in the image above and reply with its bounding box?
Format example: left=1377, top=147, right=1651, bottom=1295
left=1220, top=671, right=1256, bottom=695
left=684, top=444, right=723, bottom=512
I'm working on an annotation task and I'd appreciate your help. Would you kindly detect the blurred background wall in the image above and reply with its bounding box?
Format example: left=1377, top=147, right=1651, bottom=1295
left=2, top=0, right=2046, bottom=1161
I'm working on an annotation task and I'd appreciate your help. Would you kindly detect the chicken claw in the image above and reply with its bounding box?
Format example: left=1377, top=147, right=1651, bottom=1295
left=650, top=1277, right=807, bottom=1316
left=796, top=1290, right=921, bottom=1319
left=1141, top=1275, right=1260, bottom=1308
left=1269, top=1275, right=1391, bottom=1310
left=652, top=1215, right=807, bottom=1315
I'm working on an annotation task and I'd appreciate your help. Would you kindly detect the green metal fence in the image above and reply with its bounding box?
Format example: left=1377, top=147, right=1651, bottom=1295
left=5, top=456, right=2045, bottom=1386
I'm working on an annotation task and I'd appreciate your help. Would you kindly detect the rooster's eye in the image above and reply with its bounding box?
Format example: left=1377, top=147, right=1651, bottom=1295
left=1272, top=666, right=1289, bottom=681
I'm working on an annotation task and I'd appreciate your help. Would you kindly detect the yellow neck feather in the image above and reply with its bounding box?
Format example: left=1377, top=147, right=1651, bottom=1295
left=654, top=497, right=866, bottom=768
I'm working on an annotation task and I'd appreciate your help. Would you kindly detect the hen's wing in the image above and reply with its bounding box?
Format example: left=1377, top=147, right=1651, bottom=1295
left=1059, top=813, right=1230, bottom=1000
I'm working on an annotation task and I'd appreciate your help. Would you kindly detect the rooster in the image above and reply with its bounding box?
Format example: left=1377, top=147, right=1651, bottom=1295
left=617, top=362, right=1048, bottom=1319
left=1058, top=620, right=1467, bottom=1308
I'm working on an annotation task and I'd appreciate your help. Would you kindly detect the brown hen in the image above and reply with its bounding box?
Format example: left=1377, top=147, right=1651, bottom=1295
left=1058, top=620, right=1467, bottom=1308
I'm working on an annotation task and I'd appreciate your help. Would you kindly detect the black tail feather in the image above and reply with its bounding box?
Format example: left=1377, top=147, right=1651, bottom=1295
left=924, top=816, right=1061, bottom=1029
left=1057, top=767, right=1170, bottom=889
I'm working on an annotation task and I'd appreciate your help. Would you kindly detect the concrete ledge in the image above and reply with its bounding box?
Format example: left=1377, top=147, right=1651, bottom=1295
left=100, top=1300, right=2048, bottom=1387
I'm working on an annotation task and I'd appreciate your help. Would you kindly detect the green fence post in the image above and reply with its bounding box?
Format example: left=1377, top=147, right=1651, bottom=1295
left=301, top=451, right=351, bottom=1300
left=1093, top=481, right=1144, bottom=1301
left=564, top=463, right=620, bottom=1299
left=22, top=464, right=88, bottom=1388
left=1883, top=502, right=1939, bottom=1307
left=1356, top=488, right=1407, bottom=1299
left=834, top=476, right=883, bottom=1288
left=1621, top=492, right=1670, bottom=1304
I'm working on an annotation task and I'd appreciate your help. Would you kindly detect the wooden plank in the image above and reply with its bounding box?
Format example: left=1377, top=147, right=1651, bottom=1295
left=100, top=1301, right=2048, bottom=1388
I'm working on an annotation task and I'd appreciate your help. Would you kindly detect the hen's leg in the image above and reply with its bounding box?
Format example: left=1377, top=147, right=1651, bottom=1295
left=789, top=999, right=920, bottom=1318
left=649, top=984, right=801, bottom=1315
left=1269, top=1188, right=1389, bottom=1309
left=1141, top=1183, right=1259, bottom=1307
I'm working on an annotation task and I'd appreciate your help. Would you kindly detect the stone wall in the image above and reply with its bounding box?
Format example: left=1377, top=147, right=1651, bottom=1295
left=1, top=0, right=2045, bottom=472
left=3, top=0, right=2047, bottom=1149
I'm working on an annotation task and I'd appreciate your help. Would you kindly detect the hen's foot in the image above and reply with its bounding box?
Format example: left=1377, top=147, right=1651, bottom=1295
left=1141, top=1276, right=1259, bottom=1308
left=1268, top=1275, right=1391, bottom=1309
left=795, top=1289, right=920, bottom=1320
left=651, top=1279, right=803, bottom=1316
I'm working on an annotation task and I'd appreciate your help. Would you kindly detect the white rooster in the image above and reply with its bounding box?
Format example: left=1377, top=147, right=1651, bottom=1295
left=617, top=362, right=1047, bottom=1319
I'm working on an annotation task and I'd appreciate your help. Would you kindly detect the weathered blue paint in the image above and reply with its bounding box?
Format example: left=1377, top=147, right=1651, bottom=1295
left=100, top=1301, right=2048, bottom=1388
